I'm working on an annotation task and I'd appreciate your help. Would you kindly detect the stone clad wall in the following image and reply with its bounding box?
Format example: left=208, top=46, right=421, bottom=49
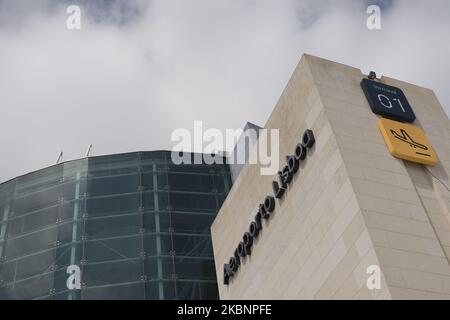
left=211, top=54, right=450, bottom=299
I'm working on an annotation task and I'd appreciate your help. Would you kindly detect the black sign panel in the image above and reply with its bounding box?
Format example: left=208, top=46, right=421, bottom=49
left=361, top=78, right=416, bottom=123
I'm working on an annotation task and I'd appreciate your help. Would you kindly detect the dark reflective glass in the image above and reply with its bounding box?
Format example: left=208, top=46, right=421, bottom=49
left=144, top=234, right=171, bottom=256
left=142, top=192, right=155, bottom=210
left=0, top=259, right=17, bottom=284
left=15, top=165, right=62, bottom=197
left=82, top=259, right=143, bottom=286
left=13, top=249, right=56, bottom=280
left=61, top=181, right=82, bottom=202
left=172, top=234, right=212, bottom=257
left=88, top=174, right=139, bottom=197
left=7, top=206, right=59, bottom=236
left=143, top=211, right=173, bottom=233
left=167, top=173, right=214, bottom=192
left=60, top=201, right=83, bottom=221
left=81, top=282, right=145, bottom=300
left=54, top=243, right=81, bottom=274
left=84, top=213, right=142, bottom=239
left=141, top=172, right=154, bottom=190
left=0, top=273, right=53, bottom=300
left=145, top=257, right=175, bottom=280
left=176, top=280, right=218, bottom=300
left=166, top=161, right=225, bottom=174
left=83, top=235, right=142, bottom=263
left=13, top=185, right=61, bottom=216
left=4, top=226, right=58, bottom=259
left=156, top=192, right=170, bottom=209
left=145, top=281, right=162, bottom=299
left=0, top=181, right=14, bottom=209
left=162, top=280, right=177, bottom=300
left=87, top=193, right=139, bottom=217
left=170, top=212, right=215, bottom=233
left=214, top=175, right=229, bottom=193
left=88, top=153, right=139, bottom=178
left=57, top=221, right=83, bottom=245
left=169, top=192, right=218, bottom=212
left=54, top=268, right=74, bottom=293
left=174, top=257, right=216, bottom=281
left=0, top=151, right=230, bottom=300
left=142, top=210, right=156, bottom=232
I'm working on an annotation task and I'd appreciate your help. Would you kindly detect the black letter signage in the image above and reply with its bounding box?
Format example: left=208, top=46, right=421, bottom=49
left=223, top=129, right=315, bottom=285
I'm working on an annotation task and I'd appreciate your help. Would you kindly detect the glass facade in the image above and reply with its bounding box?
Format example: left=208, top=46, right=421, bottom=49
left=0, top=151, right=231, bottom=300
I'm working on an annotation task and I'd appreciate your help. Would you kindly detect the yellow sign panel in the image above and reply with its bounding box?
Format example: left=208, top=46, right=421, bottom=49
left=378, top=118, right=438, bottom=166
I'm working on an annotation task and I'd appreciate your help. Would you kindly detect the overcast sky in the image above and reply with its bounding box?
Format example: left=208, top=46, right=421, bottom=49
left=0, top=0, right=449, bottom=183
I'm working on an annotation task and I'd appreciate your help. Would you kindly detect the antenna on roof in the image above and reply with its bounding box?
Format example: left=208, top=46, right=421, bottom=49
left=85, top=144, right=93, bottom=158
left=56, top=152, right=63, bottom=164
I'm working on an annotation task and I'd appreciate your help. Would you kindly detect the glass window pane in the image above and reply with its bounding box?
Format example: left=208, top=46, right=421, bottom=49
left=169, top=193, right=217, bottom=212
left=142, top=211, right=155, bottom=232
left=87, top=193, right=139, bottom=217
left=82, top=259, right=143, bottom=286
left=61, top=181, right=84, bottom=202
left=142, top=192, right=155, bottom=210
left=143, top=234, right=171, bottom=256
left=8, top=206, right=59, bottom=236
left=4, top=226, right=58, bottom=259
left=174, top=257, right=216, bottom=281
left=162, top=280, right=177, bottom=300
left=141, top=172, right=154, bottom=190
left=60, top=201, right=82, bottom=221
left=143, top=211, right=174, bottom=233
left=145, top=281, right=162, bottom=300
left=157, top=192, right=169, bottom=210
left=0, top=181, right=14, bottom=209
left=145, top=257, right=174, bottom=280
left=0, top=260, right=17, bottom=284
left=83, top=235, right=142, bottom=263
left=14, top=249, right=56, bottom=281
left=0, top=273, right=53, bottom=300
left=88, top=174, right=139, bottom=197
left=166, top=163, right=216, bottom=174
left=170, top=212, right=215, bottom=233
left=57, top=221, right=83, bottom=245
left=81, top=282, right=145, bottom=300
left=168, top=173, right=214, bottom=192
left=15, top=165, right=62, bottom=196
left=176, top=281, right=218, bottom=300
left=53, top=268, right=75, bottom=294
left=13, top=185, right=61, bottom=216
left=84, top=213, right=142, bottom=240
left=172, top=234, right=213, bottom=258
left=88, top=153, right=139, bottom=178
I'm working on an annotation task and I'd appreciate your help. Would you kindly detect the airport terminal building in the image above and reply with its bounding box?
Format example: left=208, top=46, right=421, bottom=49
left=211, top=55, right=450, bottom=300
left=0, top=151, right=231, bottom=299
left=1, top=55, right=450, bottom=300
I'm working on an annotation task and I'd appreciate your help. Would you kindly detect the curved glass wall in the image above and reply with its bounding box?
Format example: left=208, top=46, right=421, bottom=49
left=0, top=151, right=231, bottom=300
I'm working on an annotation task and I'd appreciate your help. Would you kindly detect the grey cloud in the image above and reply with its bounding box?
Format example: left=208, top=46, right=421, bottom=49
left=0, top=0, right=449, bottom=183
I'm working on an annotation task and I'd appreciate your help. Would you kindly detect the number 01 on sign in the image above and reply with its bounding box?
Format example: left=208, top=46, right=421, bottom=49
left=378, top=118, right=438, bottom=166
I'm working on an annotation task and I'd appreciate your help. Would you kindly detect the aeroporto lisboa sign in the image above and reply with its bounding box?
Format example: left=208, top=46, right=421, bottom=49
left=223, top=129, right=315, bottom=285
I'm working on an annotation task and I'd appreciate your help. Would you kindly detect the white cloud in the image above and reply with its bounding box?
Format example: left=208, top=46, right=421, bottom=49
left=0, top=0, right=449, bottom=182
